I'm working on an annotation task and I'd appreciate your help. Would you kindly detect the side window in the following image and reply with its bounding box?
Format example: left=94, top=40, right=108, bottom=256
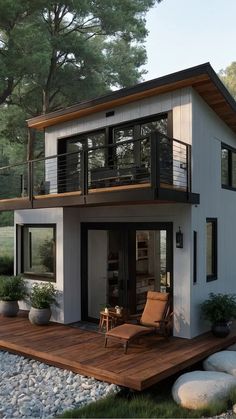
left=206, top=219, right=217, bottom=282
left=21, top=225, right=56, bottom=281
left=221, top=144, right=236, bottom=189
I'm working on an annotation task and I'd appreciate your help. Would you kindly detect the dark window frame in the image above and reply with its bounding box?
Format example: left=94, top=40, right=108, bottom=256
left=193, top=230, right=197, bottom=284
left=221, top=143, right=236, bottom=190
left=20, top=224, right=56, bottom=282
left=206, top=218, right=217, bottom=282
left=57, top=111, right=172, bottom=149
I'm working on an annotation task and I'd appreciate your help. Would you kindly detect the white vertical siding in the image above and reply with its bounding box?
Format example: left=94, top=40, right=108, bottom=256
left=63, top=208, right=81, bottom=323
left=190, top=89, right=236, bottom=337
left=45, top=87, right=192, bottom=155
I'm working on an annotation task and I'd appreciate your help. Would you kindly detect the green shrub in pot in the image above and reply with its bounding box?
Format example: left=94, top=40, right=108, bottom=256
left=29, top=282, right=58, bottom=325
left=201, top=292, right=236, bottom=337
left=0, top=275, right=27, bottom=316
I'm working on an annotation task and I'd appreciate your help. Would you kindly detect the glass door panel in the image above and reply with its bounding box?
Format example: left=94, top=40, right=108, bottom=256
left=87, top=230, right=108, bottom=319
left=84, top=224, right=172, bottom=321
left=135, top=230, right=169, bottom=312
left=87, top=229, right=125, bottom=320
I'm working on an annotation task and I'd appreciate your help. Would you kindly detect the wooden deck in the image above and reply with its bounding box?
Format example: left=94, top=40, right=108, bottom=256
left=0, top=314, right=236, bottom=391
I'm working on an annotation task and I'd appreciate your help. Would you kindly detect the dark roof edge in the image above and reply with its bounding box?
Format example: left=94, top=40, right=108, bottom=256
left=204, top=65, right=236, bottom=112
left=27, top=62, right=236, bottom=126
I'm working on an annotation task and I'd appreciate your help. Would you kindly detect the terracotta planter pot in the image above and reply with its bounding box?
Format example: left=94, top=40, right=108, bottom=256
left=0, top=300, right=19, bottom=317
left=29, top=307, right=51, bottom=325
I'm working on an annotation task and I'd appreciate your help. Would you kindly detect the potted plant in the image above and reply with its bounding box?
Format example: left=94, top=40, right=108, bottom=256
left=28, top=282, right=58, bottom=325
left=0, top=275, right=27, bottom=317
left=201, top=292, right=236, bottom=337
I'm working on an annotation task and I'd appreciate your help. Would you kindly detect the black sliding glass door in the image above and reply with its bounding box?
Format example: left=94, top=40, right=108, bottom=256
left=81, top=223, right=173, bottom=321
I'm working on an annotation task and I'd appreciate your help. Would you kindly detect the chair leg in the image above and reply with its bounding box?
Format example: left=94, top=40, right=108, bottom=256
left=104, top=337, right=108, bottom=348
left=124, top=341, right=128, bottom=354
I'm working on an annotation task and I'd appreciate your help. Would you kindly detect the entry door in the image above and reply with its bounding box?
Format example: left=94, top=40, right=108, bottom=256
left=82, top=223, right=172, bottom=321
left=85, top=229, right=129, bottom=321
left=134, top=229, right=172, bottom=312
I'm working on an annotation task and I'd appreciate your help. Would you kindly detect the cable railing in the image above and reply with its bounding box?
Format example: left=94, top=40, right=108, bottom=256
left=0, top=132, right=191, bottom=201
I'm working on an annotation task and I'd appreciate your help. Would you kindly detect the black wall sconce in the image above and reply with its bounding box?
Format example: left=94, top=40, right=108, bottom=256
left=176, top=227, right=183, bottom=248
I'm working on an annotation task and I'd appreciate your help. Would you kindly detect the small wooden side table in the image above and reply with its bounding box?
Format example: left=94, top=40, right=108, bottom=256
left=99, top=309, right=124, bottom=332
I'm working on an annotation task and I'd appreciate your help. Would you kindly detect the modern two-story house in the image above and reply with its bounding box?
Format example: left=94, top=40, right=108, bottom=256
left=1, top=62, right=236, bottom=339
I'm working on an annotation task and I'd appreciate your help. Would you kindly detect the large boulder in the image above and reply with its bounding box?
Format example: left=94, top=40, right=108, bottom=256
left=227, top=343, right=236, bottom=351
left=203, top=350, right=236, bottom=376
left=172, top=370, right=236, bottom=410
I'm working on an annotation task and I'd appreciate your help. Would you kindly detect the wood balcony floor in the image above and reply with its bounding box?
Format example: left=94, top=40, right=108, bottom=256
left=0, top=313, right=235, bottom=391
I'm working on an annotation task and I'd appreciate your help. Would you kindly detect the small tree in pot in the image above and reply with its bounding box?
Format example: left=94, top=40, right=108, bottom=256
left=201, top=292, right=236, bottom=337
left=29, top=282, right=58, bottom=325
left=0, top=275, right=27, bottom=316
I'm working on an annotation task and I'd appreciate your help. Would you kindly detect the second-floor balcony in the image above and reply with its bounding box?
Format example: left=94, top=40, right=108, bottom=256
left=0, top=132, right=199, bottom=211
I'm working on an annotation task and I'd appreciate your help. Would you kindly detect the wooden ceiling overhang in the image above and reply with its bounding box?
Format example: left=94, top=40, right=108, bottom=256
left=27, top=63, right=236, bottom=134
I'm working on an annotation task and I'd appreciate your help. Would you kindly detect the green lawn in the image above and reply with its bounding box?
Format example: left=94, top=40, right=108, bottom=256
left=59, top=379, right=231, bottom=418
left=0, top=226, right=14, bottom=258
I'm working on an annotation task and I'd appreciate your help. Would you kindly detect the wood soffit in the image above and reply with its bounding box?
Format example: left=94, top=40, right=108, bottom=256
left=27, top=63, right=236, bottom=134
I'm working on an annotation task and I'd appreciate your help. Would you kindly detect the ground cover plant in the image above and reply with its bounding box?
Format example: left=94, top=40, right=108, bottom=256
left=59, top=377, right=232, bottom=418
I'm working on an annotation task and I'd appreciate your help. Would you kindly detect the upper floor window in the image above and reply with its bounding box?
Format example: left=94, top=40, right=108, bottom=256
left=221, top=144, right=236, bottom=189
left=112, top=114, right=169, bottom=169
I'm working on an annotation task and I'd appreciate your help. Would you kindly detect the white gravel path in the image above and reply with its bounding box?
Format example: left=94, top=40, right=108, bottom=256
left=0, top=350, right=119, bottom=418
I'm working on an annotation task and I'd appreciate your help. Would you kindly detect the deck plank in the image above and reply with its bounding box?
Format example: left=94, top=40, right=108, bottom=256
left=0, top=314, right=236, bottom=391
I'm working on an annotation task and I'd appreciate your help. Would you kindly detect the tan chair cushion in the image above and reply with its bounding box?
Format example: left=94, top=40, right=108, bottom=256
left=106, top=323, right=154, bottom=340
left=140, top=291, right=169, bottom=327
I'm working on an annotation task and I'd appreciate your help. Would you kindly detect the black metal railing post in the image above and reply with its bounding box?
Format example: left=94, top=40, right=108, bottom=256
left=150, top=132, right=160, bottom=195
left=28, top=160, right=33, bottom=203
left=187, top=144, right=192, bottom=197
left=80, top=150, right=88, bottom=196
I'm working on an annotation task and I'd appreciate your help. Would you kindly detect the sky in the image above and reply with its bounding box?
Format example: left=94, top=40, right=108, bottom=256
left=144, top=0, right=236, bottom=80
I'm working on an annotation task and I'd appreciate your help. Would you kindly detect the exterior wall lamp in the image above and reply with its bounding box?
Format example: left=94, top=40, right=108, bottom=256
left=176, top=227, right=183, bottom=248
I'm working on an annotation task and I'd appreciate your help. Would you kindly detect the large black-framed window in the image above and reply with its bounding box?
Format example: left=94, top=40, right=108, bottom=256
left=221, top=144, right=236, bottom=189
left=206, top=218, right=217, bottom=282
left=21, top=224, right=56, bottom=281
left=57, top=112, right=172, bottom=192
left=111, top=113, right=170, bottom=170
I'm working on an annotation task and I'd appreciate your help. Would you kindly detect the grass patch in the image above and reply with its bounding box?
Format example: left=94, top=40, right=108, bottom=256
left=59, top=383, right=228, bottom=418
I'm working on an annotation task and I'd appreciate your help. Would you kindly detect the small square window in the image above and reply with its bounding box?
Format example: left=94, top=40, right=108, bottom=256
left=221, top=148, right=229, bottom=186
left=221, top=144, right=236, bottom=190
left=21, top=225, right=56, bottom=281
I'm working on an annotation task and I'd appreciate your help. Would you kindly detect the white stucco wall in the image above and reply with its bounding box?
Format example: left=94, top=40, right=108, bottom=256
left=190, top=89, right=236, bottom=337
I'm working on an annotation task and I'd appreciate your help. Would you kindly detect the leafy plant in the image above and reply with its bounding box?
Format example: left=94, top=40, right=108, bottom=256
left=29, top=282, right=58, bottom=309
left=201, top=292, right=236, bottom=323
left=0, top=256, right=14, bottom=275
left=0, top=275, right=27, bottom=301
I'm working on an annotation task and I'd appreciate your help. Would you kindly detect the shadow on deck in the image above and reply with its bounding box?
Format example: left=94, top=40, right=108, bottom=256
left=0, top=314, right=236, bottom=391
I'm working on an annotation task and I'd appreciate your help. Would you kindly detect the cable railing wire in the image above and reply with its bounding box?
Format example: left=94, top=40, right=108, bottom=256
left=0, top=133, right=190, bottom=199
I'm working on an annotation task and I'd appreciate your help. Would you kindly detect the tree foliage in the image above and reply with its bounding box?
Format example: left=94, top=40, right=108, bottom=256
left=0, top=0, right=162, bottom=114
left=0, top=0, right=162, bottom=161
left=220, top=62, right=236, bottom=100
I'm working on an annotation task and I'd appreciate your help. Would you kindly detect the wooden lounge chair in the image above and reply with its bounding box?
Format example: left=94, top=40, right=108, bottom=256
left=105, top=291, right=172, bottom=353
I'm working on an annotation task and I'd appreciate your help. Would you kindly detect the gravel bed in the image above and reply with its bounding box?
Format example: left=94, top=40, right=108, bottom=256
left=0, top=350, right=119, bottom=418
